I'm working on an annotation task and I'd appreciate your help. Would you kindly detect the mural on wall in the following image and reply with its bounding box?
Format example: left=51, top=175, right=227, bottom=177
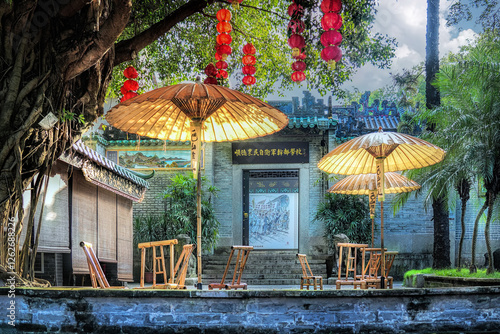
left=247, top=172, right=299, bottom=250
left=109, top=149, right=198, bottom=169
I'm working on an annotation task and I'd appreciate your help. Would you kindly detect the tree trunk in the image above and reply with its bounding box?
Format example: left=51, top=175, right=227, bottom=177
left=484, top=191, right=496, bottom=274
left=432, top=196, right=451, bottom=269
left=426, top=0, right=450, bottom=268
left=470, top=200, right=488, bottom=273
left=456, top=178, right=470, bottom=269
left=0, top=1, right=128, bottom=282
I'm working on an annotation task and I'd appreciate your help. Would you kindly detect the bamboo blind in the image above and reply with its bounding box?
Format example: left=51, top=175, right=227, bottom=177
left=97, top=187, right=117, bottom=262
left=18, top=163, right=70, bottom=253
left=71, top=171, right=98, bottom=275
left=117, top=196, right=133, bottom=282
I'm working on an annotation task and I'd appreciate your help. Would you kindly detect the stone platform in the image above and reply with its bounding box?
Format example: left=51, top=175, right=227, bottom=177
left=1, top=285, right=500, bottom=333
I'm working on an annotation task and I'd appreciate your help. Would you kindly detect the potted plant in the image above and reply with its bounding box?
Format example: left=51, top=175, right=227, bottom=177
left=133, top=215, right=160, bottom=283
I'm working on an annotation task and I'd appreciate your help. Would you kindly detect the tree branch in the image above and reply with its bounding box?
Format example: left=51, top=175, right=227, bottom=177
left=114, top=0, right=214, bottom=65
left=64, top=0, right=132, bottom=81
left=59, top=0, right=92, bottom=18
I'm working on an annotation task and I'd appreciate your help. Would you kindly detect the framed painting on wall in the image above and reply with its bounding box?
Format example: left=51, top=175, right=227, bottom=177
left=106, top=148, right=203, bottom=170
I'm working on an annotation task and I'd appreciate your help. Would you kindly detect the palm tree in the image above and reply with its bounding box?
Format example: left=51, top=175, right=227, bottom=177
left=426, top=0, right=452, bottom=269
left=431, top=32, right=500, bottom=274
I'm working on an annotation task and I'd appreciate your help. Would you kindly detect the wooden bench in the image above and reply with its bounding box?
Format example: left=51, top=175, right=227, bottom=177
left=80, top=241, right=125, bottom=289
left=208, top=246, right=253, bottom=290
left=335, top=243, right=368, bottom=289
left=297, top=254, right=323, bottom=290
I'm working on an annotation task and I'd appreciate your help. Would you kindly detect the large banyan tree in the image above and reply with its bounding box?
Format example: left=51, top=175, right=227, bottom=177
left=0, top=0, right=396, bottom=284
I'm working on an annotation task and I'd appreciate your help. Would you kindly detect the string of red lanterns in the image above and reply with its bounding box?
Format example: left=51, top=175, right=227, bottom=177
left=287, top=1, right=306, bottom=82
left=242, top=43, right=256, bottom=85
left=215, top=8, right=232, bottom=62
left=120, top=66, right=139, bottom=102
left=204, top=63, right=218, bottom=85
left=320, top=0, right=343, bottom=69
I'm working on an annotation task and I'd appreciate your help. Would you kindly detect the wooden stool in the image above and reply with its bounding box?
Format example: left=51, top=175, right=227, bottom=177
left=138, top=239, right=178, bottom=288
left=209, top=246, right=253, bottom=290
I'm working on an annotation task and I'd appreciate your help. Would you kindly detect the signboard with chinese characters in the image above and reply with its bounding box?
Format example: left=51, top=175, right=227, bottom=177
left=232, top=142, right=309, bottom=164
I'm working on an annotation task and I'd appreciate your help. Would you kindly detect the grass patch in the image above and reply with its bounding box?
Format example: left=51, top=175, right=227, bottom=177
left=404, top=268, right=500, bottom=281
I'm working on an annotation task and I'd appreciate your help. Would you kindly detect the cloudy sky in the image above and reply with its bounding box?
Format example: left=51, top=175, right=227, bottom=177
left=268, top=0, right=479, bottom=100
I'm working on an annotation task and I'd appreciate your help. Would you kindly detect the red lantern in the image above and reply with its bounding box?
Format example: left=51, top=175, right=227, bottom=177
left=292, top=61, right=306, bottom=72
left=214, top=53, right=222, bottom=61
left=321, top=12, right=342, bottom=30
left=216, top=61, right=228, bottom=69
left=216, top=21, right=232, bottom=33
left=216, top=33, right=232, bottom=45
left=122, top=91, right=138, bottom=101
left=204, top=63, right=218, bottom=77
left=242, top=43, right=256, bottom=55
left=216, top=44, right=232, bottom=58
left=123, top=66, right=138, bottom=79
left=320, top=30, right=342, bottom=47
left=320, top=0, right=342, bottom=13
left=242, top=65, right=256, bottom=75
left=120, top=86, right=128, bottom=95
left=123, top=79, right=139, bottom=92
left=242, top=75, right=256, bottom=85
left=291, top=71, right=306, bottom=82
left=216, top=8, right=232, bottom=21
left=288, top=19, right=305, bottom=34
left=293, top=52, right=307, bottom=60
left=242, top=55, right=256, bottom=65
left=217, top=70, right=229, bottom=79
left=288, top=34, right=305, bottom=49
left=204, top=77, right=218, bottom=84
left=321, top=45, right=342, bottom=62
left=287, top=3, right=304, bottom=17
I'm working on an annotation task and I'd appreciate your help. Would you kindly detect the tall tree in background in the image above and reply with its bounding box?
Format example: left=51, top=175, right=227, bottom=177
left=0, top=0, right=396, bottom=283
left=426, top=0, right=451, bottom=269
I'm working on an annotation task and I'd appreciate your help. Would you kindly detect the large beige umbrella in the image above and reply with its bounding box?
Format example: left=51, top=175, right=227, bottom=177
left=318, top=128, right=445, bottom=288
left=328, top=172, right=421, bottom=247
left=106, top=81, right=288, bottom=289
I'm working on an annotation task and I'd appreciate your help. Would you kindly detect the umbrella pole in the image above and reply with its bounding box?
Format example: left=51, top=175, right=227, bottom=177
left=380, top=201, right=385, bottom=289
left=196, top=172, right=202, bottom=290
left=191, top=120, right=203, bottom=290
left=371, top=217, right=375, bottom=248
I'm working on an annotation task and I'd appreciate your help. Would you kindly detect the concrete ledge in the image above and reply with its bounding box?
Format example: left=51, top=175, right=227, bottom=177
left=1, top=286, right=500, bottom=333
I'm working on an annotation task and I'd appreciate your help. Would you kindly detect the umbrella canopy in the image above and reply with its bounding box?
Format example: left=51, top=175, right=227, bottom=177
left=106, top=81, right=288, bottom=289
left=328, top=172, right=421, bottom=248
left=106, top=82, right=289, bottom=142
left=318, top=128, right=445, bottom=175
left=328, top=172, right=421, bottom=195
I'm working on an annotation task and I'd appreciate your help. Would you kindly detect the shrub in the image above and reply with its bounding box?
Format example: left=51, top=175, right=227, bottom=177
left=314, top=192, right=371, bottom=253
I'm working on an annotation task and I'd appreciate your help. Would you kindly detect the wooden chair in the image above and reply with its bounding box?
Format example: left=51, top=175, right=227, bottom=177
left=359, top=248, right=384, bottom=288
left=80, top=241, right=124, bottom=289
left=165, top=244, right=194, bottom=289
left=209, top=246, right=253, bottom=290
left=138, top=239, right=178, bottom=288
left=381, top=251, right=398, bottom=289
left=297, top=254, right=323, bottom=290
left=335, top=243, right=368, bottom=289
left=362, top=250, right=398, bottom=289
